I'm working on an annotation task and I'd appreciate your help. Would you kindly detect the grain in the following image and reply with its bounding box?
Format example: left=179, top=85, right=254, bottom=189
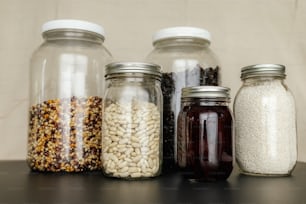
left=27, top=96, right=102, bottom=172
left=234, top=80, right=297, bottom=175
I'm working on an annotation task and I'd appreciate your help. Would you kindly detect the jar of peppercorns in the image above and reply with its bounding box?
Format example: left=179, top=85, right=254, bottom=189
left=27, top=19, right=112, bottom=172
left=146, top=27, right=221, bottom=173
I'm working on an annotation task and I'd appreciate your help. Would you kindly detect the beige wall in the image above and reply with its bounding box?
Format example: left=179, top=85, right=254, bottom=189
left=1, top=0, right=306, bottom=161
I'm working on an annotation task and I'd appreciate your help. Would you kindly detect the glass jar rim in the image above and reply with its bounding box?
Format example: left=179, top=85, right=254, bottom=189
left=241, top=64, right=286, bottom=80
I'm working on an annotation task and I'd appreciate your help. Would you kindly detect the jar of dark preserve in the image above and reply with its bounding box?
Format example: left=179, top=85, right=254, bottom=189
left=177, top=86, right=233, bottom=181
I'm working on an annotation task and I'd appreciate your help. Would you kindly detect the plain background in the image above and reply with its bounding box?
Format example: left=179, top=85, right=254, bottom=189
left=0, top=0, right=306, bottom=161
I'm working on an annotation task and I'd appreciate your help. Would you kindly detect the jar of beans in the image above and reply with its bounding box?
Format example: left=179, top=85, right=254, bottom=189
left=146, top=27, right=221, bottom=173
left=177, top=86, right=233, bottom=181
left=102, top=62, right=162, bottom=179
left=28, top=19, right=112, bottom=172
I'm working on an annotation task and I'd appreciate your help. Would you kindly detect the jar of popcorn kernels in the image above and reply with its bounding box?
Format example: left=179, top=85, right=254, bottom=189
left=28, top=19, right=112, bottom=172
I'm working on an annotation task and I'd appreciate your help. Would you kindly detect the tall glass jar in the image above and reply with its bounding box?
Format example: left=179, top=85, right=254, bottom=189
left=28, top=19, right=112, bottom=172
left=177, top=86, right=233, bottom=181
left=146, top=27, right=221, bottom=172
left=234, top=64, right=297, bottom=176
left=102, top=62, right=163, bottom=179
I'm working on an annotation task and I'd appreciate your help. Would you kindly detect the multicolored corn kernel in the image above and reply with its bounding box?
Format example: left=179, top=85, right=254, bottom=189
left=27, top=96, right=102, bottom=172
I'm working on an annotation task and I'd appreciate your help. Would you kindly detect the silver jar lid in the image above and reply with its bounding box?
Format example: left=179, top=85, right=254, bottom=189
left=181, top=86, right=230, bottom=101
left=105, top=62, right=162, bottom=79
left=241, top=64, right=286, bottom=79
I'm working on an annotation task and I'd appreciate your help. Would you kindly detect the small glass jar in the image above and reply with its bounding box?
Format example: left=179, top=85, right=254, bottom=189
left=234, top=64, right=297, bottom=176
left=146, top=27, right=221, bottom=172
left=27, top=19, right=112, bottom=172
left=177, top=86, right=233, bottom=181
left=102, top=62, right=162, bottom=179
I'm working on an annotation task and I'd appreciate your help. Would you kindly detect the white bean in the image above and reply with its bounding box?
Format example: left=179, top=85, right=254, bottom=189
left=102, top=100, right=161, bottom=178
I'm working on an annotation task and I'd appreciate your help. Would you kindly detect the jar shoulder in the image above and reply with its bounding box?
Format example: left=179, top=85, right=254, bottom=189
left=31, top=41, right=112, bottom=66
left=147, top=46, right=218, bottom=61
left=234, top=81, right=296, bottom=111
left=235, top=81, right=294, bottom=97
left=35, top=41, right=111, bottom=54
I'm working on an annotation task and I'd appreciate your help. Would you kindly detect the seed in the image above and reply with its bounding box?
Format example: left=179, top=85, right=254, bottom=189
left=117, top=131, right=124, bottom=137
left=143, top=172, right=153, bottom=177
left=130, top=136, right=138, bottom=143
left=141, top=147, right=149, bottom=153
left=119, top=154, right=125, bottom=160
left=119, top=166, right=129, bottom=172
left=132, top=142, right=141, bottom=148
left=27, top=96, right=102, bottom=172
left=118, top=172, right=129, bottom=177
left=128, top=162, right=136, bottom=167
left=125, top=148, right=133, bottom=155
left=102, top=100, right=161, bottom=178
left=130, top=172, right=141, bottom=178
left=111, top=136, right=119, bottom=142
left=119, top=139, right=129, bottom=145
left=109, top=126, right=116, bottom=132
left=128, top=167, right=140, bottom=173
left=139, top=137, right=147, bottom=144
left=109, top=142, right=117, bottom=148
left=135, top=148, right=141, bottom=155
left=132, top=155, right=141, bottom=162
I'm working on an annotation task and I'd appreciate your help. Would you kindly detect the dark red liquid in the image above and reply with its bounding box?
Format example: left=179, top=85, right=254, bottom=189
left=179, top=105, right=233, bottom=181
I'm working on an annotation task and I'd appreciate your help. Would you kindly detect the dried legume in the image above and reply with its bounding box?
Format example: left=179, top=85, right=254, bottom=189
left=102, top=100, right=161, bottom=178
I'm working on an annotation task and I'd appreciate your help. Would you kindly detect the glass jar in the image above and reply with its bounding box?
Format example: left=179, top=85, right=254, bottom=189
left=177, top=86, right=233, bottom=181
left=27, top=19, right=112, bottom=172
left=146, top=27, right=221, bottom=172
left=102, top=62, right=162, bottom=179
left=234, top=64, right=297, bottom=176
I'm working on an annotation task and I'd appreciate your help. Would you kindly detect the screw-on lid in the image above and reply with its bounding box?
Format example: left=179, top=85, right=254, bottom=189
left=42, top=19, right=105, bottom=38
left=181, top=86, right=230, bottom=101
left=241, top=64, right=286, bottom=79
left=105, top=62, right=162, bottom=79
left=152, top=26, right=211, bottom=44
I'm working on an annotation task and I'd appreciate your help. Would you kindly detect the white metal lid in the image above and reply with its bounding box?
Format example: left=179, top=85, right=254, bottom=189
left=42, top=19, right=105, bottom=37
left=152, top=26, right=211, bottom=43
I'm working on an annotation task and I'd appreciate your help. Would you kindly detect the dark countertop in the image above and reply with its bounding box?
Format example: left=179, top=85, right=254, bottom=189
left=0, top=161, right=305, bottom=204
